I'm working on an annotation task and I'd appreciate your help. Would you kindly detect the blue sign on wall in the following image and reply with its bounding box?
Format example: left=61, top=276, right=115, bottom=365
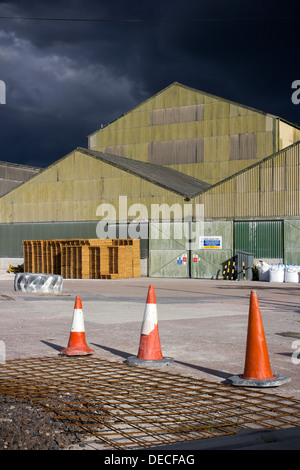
left=199, top=236, right=222, bottom=249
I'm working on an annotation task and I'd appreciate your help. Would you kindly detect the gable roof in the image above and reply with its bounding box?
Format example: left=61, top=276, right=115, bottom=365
left=0, top=160, right=41, bottom=198
left=78, top=147, right=210, bottom=199
left=89, top=82, right=300, bottom=137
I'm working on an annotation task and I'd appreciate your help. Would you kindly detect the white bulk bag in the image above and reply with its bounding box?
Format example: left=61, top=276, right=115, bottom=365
left=257, top=261, right=270, bottom=281
left=269, top=264, right=284, bottom=283
left=284, top=265, right=299, bottom=283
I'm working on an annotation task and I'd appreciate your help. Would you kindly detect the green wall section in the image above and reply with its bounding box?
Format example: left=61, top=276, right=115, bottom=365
left=284, top=219, right=300, bottom=265
left=2, top=218, right=300, bottom=277
left=0, top=221, right=149, bottom=260
left=0, top=221, right=100, bottom=257
left=234, top=221, right=284, bottom=259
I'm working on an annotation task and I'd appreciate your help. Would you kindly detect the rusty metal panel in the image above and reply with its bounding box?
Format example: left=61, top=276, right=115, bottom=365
left=103, top=145, right=126, bottom=157
left=148, top=104, right=204, bottom=126
left=229, top=134, right=240, bottom=160
left=230, top=133, right=257, bottom=160
left=148, top=138, right=204, bottom=165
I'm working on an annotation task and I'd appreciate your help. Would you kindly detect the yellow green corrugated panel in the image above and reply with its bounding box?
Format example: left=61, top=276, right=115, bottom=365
left=0, top=149, right=190, bottom=223
left=87, top=83, right=300, bottom=183
left=196, top=141, right=300, bottom=219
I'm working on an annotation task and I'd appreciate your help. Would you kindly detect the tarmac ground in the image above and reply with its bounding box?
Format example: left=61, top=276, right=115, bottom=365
left=0, top=272, right=300, bottom=450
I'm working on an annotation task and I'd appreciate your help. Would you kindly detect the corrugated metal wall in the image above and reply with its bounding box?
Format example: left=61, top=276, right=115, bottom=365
left=0, top=221, right=99, bottom=257
left=148, top=138, right=204, bottom=165
left=234, top=221, right=283, bottom=259
left=196, top=141, right=300, bottom=219
left=88, top=83, right=295, bottom=185
left=0, top=150, right=188, bottom=224
left=148, top=104, right=204, bottom=125
left=284, top=219, right=300, bottom=264
left=0, top=221, right=148, bottom=259
left=0, top=162, right=40, bottom=197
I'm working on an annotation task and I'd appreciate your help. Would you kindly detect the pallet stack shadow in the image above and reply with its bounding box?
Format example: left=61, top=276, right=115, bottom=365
left=22, top=239, right=140, bottom=279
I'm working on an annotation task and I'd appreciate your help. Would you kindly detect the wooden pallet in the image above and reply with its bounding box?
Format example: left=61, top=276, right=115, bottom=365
left=22, top=238, right=141, bottom=279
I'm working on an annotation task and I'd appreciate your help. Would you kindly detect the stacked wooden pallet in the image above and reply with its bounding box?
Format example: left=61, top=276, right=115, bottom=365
left=23, top=238, right=140, bottom=279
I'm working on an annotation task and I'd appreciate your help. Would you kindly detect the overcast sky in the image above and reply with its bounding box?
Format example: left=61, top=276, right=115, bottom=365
left=0, top=0, right=299, bottom=168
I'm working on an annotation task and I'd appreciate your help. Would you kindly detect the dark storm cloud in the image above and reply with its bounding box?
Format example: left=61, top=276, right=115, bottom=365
left=0, top=0, right=299, bottom=167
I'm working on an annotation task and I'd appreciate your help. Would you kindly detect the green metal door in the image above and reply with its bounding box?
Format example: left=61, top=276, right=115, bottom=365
left=284, top=220, right=300, bottom=265
left=234, top=221, right=283, bottom=259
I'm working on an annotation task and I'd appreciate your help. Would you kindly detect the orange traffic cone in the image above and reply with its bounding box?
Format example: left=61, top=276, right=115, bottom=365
left=242, top=290, right=274, bottom=380
left=60, top=296, right=94, bottom=356
left=126, top=285, right=173, bottom=366
left=228, top=291, right=290, bottom=387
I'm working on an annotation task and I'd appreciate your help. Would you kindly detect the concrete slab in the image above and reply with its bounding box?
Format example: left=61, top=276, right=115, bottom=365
left=0, top=274, right=298, bottom=394
left=152, top=426, right=300, bottom=450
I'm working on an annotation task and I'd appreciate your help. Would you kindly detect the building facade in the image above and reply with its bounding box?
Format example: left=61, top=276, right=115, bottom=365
left=88, top=82, right=300, bottom=185
left=1, top=83, right=300, bottom=278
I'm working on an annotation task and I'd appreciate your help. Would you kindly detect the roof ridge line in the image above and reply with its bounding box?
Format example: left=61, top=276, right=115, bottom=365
left=77, top=147, right=210, bottom=199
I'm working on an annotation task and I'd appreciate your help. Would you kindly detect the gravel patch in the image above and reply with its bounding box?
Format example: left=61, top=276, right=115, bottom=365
left=0, top=394, right=88, bottom=450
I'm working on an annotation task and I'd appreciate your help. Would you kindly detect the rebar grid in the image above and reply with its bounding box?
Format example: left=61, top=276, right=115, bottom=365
left=0, top=356, right=299, bottom=450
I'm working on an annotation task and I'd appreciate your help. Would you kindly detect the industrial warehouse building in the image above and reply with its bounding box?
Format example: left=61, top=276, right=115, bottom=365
left=1, top=82, right=300, bottom=278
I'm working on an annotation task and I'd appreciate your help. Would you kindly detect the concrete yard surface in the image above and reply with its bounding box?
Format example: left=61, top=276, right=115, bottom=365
left=0, top=273, right=299, bottom=450
left=0, top=274, right=299, bottom=394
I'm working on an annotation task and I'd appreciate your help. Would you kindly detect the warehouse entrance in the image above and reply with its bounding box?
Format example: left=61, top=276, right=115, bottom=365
left=234, top=220, right=284, bottom=260
left=149, top=221, right=233, bottom=279
left=148, top=222, right=190, bottom=278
